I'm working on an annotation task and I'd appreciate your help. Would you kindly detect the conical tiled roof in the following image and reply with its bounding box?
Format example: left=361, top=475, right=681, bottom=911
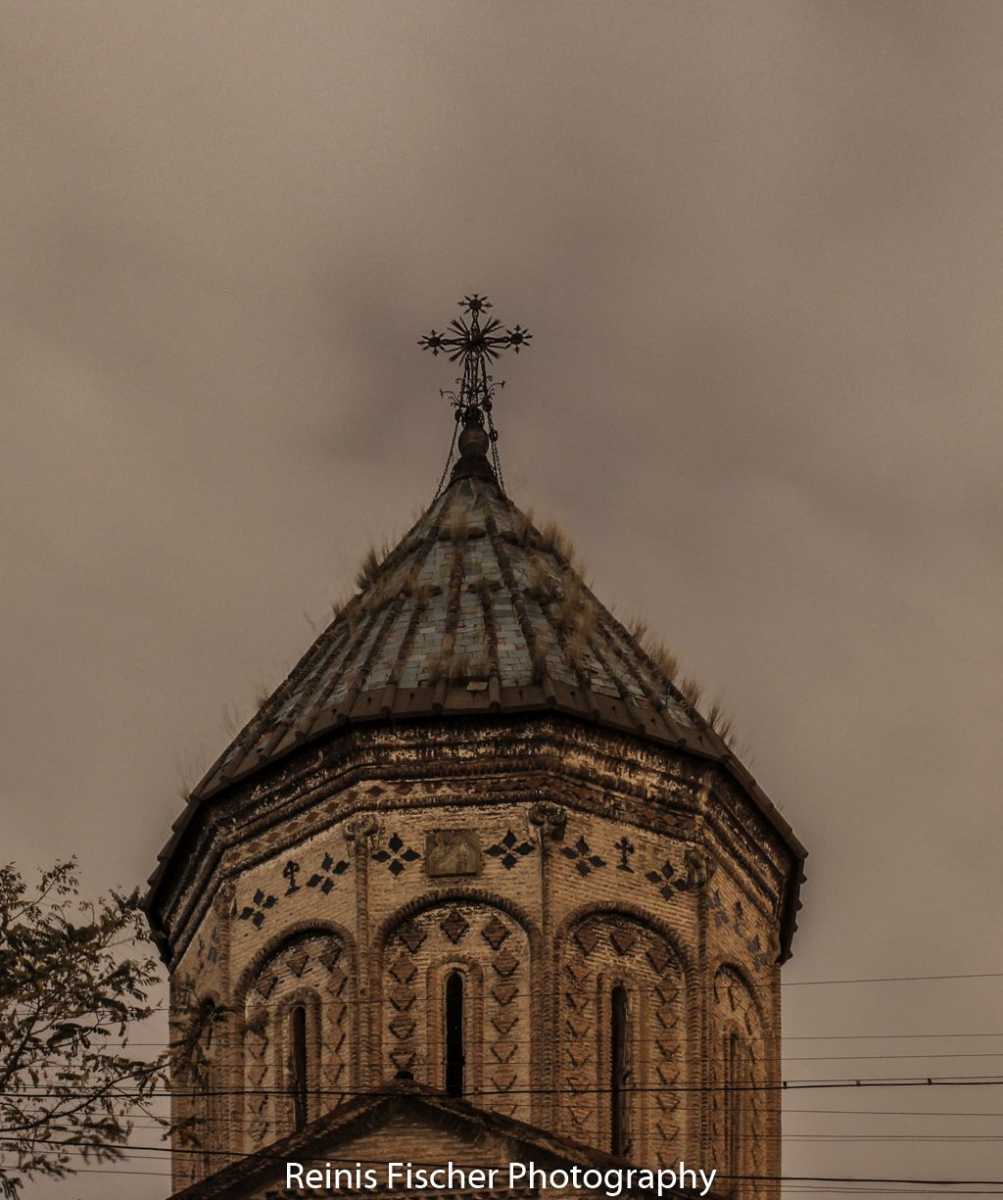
left=148, top=425, right=806, bottom=961
left=190, top=466, right=732, bottom=803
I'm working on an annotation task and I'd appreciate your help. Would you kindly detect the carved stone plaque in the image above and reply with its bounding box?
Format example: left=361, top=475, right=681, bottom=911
left=426, top=830, right=482, bottom=877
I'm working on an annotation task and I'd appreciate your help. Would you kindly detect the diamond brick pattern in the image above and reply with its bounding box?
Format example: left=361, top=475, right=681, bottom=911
left=485, top=829, right=535, bottom=870
left=645, top=858, right=679, bottom=901
left=238, top=889, right=277, bottom=928
left=439, top=910, right=470, bottom=944
left=318, top=944, right=343, bottom=972
left=574, top=924, right=600, bottom=954
left=372, top=832, right=421, bottom=877
left=389, top=1015, right=416, bottom=1040
left=389, top=985, right=416, bottom=1012
left=492, top=981, right=518, bottom=1006
left=389, top=954, right=417, bottom=985
left=481, top=915, right=510, bottom=950
left=492, top=947, right=519, bottom=977
left=560, top=835, right=606, bottom=877
left=306, top=851, right=351, bottom=895
left=609, top=924, right=639, bottom=956
left=398, top=922, right=426, bottom=954
left=492, top=1011, right=518, bottom=1036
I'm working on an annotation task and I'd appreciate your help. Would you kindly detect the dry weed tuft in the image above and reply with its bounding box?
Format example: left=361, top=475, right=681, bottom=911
left=706, top=700, right=737, bottom=748
left=565, top=629, right=592, bottom=672
left=679, top=676, right=703, bottom=710
left=644, top=637, right=679, bottom=683
left=524, top=556, right=557, bottom=603
left=627, top=616, right=648, bottom=645
left=538, top=520, right=576, bottom=565
left=355, top=541, right=390, bottom=592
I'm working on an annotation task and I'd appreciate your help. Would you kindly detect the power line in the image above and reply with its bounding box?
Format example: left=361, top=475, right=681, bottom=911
left=27, top=1043, right=1003, bottom=1066
left=783, top=1108, right=1003, bottom=1118
left=7, top=1075, right=1003, bottom=1100
left=785, top=1034, right=1003, bottom=1041
left=117, top=1105, right=1003, bottom=1122
left=3, top=1165, right=171, bottom=1178
left=785, top=1054, right=1003, bottom=1062
left=781, top=972, right=1003, bottom=987
left=13, top=965, right=998, bottom=1020
left=85, top=1030, right=1003, bottom=1048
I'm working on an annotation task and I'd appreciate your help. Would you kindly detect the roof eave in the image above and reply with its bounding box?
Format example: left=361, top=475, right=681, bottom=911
left=145, top=694, right=806, bottom=964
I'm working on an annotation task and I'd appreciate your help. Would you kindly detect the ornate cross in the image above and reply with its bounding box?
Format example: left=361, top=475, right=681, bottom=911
left=419, top=293, right=532, bottom=493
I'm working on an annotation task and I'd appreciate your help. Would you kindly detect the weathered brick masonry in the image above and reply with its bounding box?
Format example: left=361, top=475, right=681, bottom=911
left=146, top=433, right=807, bottom=1200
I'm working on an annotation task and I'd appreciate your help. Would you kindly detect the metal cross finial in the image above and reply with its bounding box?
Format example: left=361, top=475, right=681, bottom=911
left=419, top=294, right=531, bottom=365
left=420, top=293, right=532, bottom=496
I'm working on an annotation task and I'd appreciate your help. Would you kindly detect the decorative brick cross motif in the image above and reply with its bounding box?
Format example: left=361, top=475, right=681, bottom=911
left=282, top=860, right=301, bottom=895
left=615, top=836, right=635, bottom=871
left=486, top=830, right=536, bottom=870
left=238, top=889, right=277, bottom=928
left=372, top=832, right=420, bottom=877
left=645, top=859, right=678, bottom=901
left=306, top=852, right=351, bottom=895
left=560, top=835, right=607, bottom=878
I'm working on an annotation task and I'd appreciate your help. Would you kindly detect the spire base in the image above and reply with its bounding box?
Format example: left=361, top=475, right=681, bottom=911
left=448, top=418, right=497, bottom=486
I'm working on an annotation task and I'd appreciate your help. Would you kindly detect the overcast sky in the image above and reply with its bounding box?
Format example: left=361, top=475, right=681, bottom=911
left=3, top=2, right=1002, bottom=1196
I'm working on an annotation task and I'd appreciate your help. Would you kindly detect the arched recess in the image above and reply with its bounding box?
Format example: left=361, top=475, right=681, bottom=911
left=235, top=922, right=356, bottom=1150
left=555, top=905, right=691, bottom=1165
left=376, top=891, right=539, bottom=1125
left=710, top=963, right=768, bottom=1199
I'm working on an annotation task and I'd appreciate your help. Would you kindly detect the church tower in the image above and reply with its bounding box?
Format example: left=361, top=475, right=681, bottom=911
left=145, top=295, right=807, bottom=1199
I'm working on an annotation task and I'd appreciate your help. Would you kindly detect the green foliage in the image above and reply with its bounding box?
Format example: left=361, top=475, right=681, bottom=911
left=0, top=859, right=168, bottom=1198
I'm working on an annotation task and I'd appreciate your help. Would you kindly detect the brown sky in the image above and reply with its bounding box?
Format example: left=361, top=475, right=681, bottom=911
left=2, top=2, right=1002, bottom=1196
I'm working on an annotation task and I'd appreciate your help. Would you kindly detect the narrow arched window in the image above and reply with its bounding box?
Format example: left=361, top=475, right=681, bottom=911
left=610, top=985, right=628, bottom=1156
left=445, top=971, right=465, bottom=1097
left=290, top=1005, right=308, bottom=1131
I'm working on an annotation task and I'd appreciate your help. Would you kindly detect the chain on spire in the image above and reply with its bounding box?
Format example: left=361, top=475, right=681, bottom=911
left=420, top=293, right=532, bottom=496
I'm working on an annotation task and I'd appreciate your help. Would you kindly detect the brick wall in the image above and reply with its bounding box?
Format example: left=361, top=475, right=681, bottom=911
left=163, top=718, right=791, bottom=1200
